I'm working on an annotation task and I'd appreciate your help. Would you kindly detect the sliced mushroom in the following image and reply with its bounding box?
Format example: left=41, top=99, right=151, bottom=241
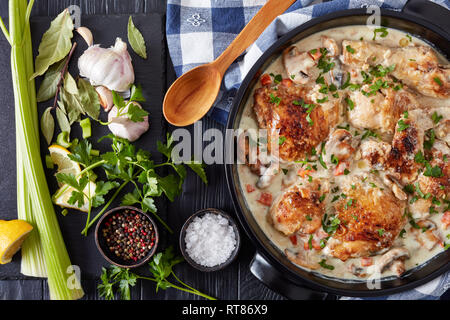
left=348, top=264, right=367, bottom=278
left=412, top=219, right=443, bottom=250
left=282, top=46, right=317, bottom=84
left=285, top=248, right=319, bottom=270
left=381, top=174, right=407, bottom=201
left=324, top=129, right=355, bottom=164
left=374, top=247, right=410, bottom=274
left=256, top=161, right=280, bottom=189
left=321, top=36, right=339, bottom=57
left=390, top=260, right=406, bottom=277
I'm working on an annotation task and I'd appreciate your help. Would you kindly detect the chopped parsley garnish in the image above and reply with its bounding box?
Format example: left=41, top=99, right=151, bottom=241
left=404, top=184, right=414, bottom=194
left=432, top=112, right=443, bottom=124
left=331, top=154, right=339, bottom=165
left=373, top=27, right=389, bottom=40
left=397, top=119, right=410, bottom=132
left=424, top=163, right=443, bottom=178
left=270, top=73, right=282, bottom=84
left=318, top=259, right=334, bottom=270
left=322, top=214, right=340, bottom=235
left=424, top=129, right=436, bottom=150
left=317, top=96, right=329, bottom=104
left=346, top=45, right=356, bottom=54
left=369, top=64, right=396, bottom=78
left=345, top=97, right=355, bottom=111
left=306, top=215, right=313, bottom=221
left=344, top=168, right=350, bottom=175
left=269, top=93, right=281, bottom=105
left=308, top=234, right=313, bottom=250
left=290, top=74, right=296, bottom=80
left=361, top=129, right=378, bottom=140
left=369, top=182, right=377, bottom=188
left=278, top=136, right=287, bottom=145
left=378, top=229, right=385, bottom=237
left=434, top=77, right=443, bottom=86
left=414, top=151, right=426, bottom=164
left=403, top=111, right=409, bottom=119
left=319, top=153, right=328, bottom=169
left=319, top=194, right=326, bottom=203
left=399, top=229, right=406, bottom=238
left=331, top=195, right=340, bottom=202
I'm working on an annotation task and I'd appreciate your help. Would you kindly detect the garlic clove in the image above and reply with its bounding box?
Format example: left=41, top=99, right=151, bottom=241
left=76, top=27, right=94, bottom=46
left=108, top=102, right=149, bottom=142
left=78, top=37, right=135, bottom=92
left=95, top=86, right=113, bottom=112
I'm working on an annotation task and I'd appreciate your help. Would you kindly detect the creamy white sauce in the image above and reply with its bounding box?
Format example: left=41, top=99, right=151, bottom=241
left=237, top=26, right=449, bottom=280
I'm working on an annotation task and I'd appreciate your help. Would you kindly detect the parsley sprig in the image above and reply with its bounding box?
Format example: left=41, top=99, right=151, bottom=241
left=98, top=247, right=216, bottom=300
left=59, top=133, right=207, bottom=235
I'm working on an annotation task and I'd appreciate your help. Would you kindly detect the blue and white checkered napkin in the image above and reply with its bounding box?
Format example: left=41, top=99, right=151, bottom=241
left=166, top=0, right=450, bottom=299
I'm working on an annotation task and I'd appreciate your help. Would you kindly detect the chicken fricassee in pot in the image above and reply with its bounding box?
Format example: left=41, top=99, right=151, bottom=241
left=237, top=26, right=450, bottom=280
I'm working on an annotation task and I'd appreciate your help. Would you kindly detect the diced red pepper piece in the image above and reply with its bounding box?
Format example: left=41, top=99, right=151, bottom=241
left=260, top=73, right=272, bottom=86
left=289, top=235, right=297, bottom=246
left=246, top=184, right=256, bottom=193
left=281, top=78, right=293, bottom=87
left=257, top=192, right=273, bottom=206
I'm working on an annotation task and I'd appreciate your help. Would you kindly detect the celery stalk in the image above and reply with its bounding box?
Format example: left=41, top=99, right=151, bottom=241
left=5, top=0, right=84, bottom=299
left=15, top=0, right=47, bottom=279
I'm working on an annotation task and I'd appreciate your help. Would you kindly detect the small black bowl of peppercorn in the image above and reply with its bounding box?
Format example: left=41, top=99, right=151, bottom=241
left=95, top=206, right=159, bottom=268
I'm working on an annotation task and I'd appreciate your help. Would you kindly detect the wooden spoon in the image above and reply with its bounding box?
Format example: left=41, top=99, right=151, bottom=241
left=163, top=0, right=297, bottom=126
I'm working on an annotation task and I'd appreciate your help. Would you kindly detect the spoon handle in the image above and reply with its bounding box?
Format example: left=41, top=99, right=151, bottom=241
left=213, top=0, right=297, bottom=75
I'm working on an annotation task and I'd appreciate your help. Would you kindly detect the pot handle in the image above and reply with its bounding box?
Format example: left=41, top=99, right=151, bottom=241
left=249, top=252, right=338, bottom=300
left=403, top=0, right=450, bottom=32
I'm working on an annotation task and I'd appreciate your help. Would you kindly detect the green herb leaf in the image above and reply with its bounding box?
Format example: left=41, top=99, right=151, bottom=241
left=32, top=9, right=74, bottom=78
left=41, top=107, right=54, bottom=145
left=127, top=16, right=147, bottom=59
left=318, top=259, right=334, bottom=270
left=36, top=58, right=67, bottom=102
left=77, top=78, right=101, bottom=120
left=55, top=104, right=71, bottom=133
left=126, top=103, right=149, bottom=122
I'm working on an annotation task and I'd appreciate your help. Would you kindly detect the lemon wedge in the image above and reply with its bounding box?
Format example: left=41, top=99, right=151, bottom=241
left=53, top=181, right=97, bottom=212
left=48, top=145, right=81, bottom=183
left=49, top=144, right=96, bottom=212
left=0, top=220, right=33, bottom=264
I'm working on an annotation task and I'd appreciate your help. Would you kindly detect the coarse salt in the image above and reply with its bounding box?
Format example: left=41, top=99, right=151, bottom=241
left=184, top=213, right=236, bottom=267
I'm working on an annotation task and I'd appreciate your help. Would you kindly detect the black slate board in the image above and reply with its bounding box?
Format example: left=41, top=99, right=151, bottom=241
left=0, top=13, right=166, bottom=280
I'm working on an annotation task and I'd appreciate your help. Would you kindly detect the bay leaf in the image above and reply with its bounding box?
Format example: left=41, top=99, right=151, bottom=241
left=127, top=16, right=147, bottom=59
left=56, top=103, right=71, bottom=133
left=32, top=9, right=74, bottom=79
left=77, top=78, right=100, bottom=120
left=36, top=57, right=66, bottom=102
left=60, top=87, right=82, bottom=124
left=64, top=72, right=78, bottom=95
left=41, top=107, right=54, bottom=145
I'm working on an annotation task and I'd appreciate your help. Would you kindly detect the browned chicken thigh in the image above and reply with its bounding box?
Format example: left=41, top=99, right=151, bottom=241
left=341, top=40, right=450, bottom=99
left=269, top=181, right=326, bottom=236
left=326, top=175, right=406, bottom=261
left=253, top=82, right=335, bottom=162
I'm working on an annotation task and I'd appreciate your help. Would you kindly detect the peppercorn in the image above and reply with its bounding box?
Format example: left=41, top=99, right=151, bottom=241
left=101, top=209, right=156, bottom=262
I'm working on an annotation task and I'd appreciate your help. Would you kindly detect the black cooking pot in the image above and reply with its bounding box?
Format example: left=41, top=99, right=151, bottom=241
left=225, top=0, right=450, bottom=300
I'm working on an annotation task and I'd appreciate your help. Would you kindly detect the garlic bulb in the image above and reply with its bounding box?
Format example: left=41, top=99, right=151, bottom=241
left=78, top=37, right=135, bottom=92
left=108, top=102, right=149, bottom=142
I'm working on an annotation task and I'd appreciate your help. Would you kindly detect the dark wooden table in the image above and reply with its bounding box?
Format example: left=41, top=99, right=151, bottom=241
left=0, top=0, right=285, bottom=300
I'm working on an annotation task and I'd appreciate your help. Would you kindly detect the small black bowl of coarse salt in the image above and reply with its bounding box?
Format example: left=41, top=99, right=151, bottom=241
left=179, top=208, right=241, bottom=272
left=95, top=206, right=159, bottom=268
